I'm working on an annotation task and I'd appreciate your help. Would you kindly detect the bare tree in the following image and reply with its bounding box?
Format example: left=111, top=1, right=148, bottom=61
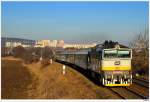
left=129, top=28, right=149, bottom=50
left=129, top=28, right=149, bottom=75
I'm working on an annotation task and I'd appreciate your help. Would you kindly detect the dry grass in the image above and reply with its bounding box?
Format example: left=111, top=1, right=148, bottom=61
left=2, top=57, right=120, bottom=99
left=25, top=61, right=100, bottom=99
left=1, top=58, right=32, bottom=99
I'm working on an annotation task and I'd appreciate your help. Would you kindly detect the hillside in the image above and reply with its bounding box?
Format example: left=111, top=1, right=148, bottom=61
left=2, top=57, right=120, bottom=99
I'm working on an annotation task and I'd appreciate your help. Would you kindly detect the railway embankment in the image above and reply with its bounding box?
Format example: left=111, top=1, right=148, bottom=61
left=2, top=57, right=120, bottom=99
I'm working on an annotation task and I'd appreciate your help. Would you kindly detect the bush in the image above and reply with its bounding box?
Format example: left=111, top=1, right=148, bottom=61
left=23, top=52, right=40, bottom=64
left=13, top=47, right=40, bottom=64
left=41, top=58, right=50, bottom=67
left=12, top=46, right=26, bottom=58
left=132, top=49, right=149, bottom=75
left=23, top=53, right=34, bottom=64
left=42, top=46, right=55, bottom=59
left=32, top=56, right=39, bottom=62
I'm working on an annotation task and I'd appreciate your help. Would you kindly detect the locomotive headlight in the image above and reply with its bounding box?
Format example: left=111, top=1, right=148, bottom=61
left=107, top=74, right=111, bottom=78
left=107, top=74, right=112, bottom=81
left=126, top=74, right=130, bottom=78
left=104, top=71, right=113, bottom=81
left=123, top=75, right=129, bottom=81
left=104, top=74, right=111, bottom=78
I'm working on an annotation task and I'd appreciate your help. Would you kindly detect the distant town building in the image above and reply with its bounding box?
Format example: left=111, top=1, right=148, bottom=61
left=2, top=37, right=97, bottom=49
left=50, top=40, right=57, bottom=47
left=1, top=37, right=35, bottom=48
left=57, top=40, right=64, bottom=48
left=5, top=42, right=21, bottom=47
left=63, top=43, right=97, bottom=49
left=35, top=40, right=50, bottom=47
left=35, top=40, right=58, bottom=47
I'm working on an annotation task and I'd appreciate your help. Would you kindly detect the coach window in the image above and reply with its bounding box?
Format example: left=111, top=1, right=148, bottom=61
left=88, top=54, right=91, bottom=64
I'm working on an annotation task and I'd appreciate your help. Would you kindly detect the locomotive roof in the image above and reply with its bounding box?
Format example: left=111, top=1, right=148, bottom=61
left=95, top=41, right=129, bottom=49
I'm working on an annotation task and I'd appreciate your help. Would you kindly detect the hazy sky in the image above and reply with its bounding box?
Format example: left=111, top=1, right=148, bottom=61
left=2, top=1, right=148, bottom=45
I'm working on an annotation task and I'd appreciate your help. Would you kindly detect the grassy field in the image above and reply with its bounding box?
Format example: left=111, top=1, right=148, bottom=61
left=1, top=57, right=32, bottom=98
left=1, top=57, right=120, bottom=99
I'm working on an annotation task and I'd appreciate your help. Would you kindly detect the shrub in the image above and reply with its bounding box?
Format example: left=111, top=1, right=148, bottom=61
left=23, top=53, right=33, bottom=64
left=12, top=46, right=26, bottom=58
left=42, top=46, right=54, bottom=59
left=32, top=55, right=39, bottom=62
left=41, top=58, right=50, bottom=67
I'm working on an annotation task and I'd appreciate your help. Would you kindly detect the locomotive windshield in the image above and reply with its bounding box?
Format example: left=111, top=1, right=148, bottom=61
left=104, top=50, right=117, bottom=58
left=117, top=50, right=131, bottom=58
left=104, top=49, right=131, bottom=58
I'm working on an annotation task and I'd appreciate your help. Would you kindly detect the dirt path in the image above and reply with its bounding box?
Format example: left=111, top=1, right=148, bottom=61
left=2, top=57, right=121, bottom=99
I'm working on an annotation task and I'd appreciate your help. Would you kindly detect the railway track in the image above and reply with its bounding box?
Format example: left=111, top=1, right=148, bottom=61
left=56, top=60, right=149, bottom=99
left=108, top=77, right=149, bottom=99
left=125, top=86, right=148, bottom=99
left=109, top=87, right=148, bottom=99
left=134, top=77, right=149, bottom=83
left=133, top=77, right=149, bottom=88
left=108, top=87, right=126, bottom=99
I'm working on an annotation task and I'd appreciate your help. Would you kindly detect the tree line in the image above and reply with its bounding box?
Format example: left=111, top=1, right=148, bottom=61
left=2, top=46, right=56, bottom=67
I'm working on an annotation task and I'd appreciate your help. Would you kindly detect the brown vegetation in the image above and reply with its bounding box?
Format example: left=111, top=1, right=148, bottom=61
left=1, top=58, right=32, bottom=99
left=11, top=46, right=54, bottom=66
left=1, top=57, right=120, bottom=99
left=129, top=29, right=149, bottom=77
left=12, top=45, right=26, bottom=58
left=41, top=58, right=50, bottom=67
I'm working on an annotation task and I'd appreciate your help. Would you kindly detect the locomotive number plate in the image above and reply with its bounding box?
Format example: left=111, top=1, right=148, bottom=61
left=114, top=61, right=120, bottom=65
left=113, top=70, right=122, bottom=74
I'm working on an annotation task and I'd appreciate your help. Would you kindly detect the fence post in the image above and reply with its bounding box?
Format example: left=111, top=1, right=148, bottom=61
left=50, top=59, right=52, bottom=64
left=63, top=65, right=66, bottom=75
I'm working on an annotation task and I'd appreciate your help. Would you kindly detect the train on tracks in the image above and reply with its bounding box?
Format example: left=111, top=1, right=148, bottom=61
left=58, top=41, right=132, bottom=86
